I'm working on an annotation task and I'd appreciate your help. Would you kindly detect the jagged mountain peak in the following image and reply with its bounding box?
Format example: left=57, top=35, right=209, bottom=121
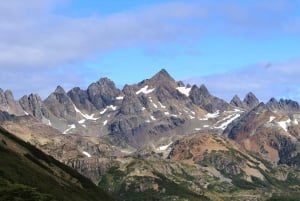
left=0, top=89, right=24, bottom=116
left=87, top=77, right=121, bottom=110
left=244, top=92, right=258, bottom=101
left=54, top=85, right=66, bottom=94
left=269, top=97, right=277, bottom=103
left=69, top=86, right=81, bottom=92
left=153, top=68, right=171, bottom=78
left=230, top=95, right=244, bottom=108
left=96, top=77, right=116, bottom=86
left=199, top=84, right=210, bottom=96
left=19, top=94, right=52, bottom=122
left=176, top=81, right=185, bottom=87
left=4, top=90, right=14, bottom=100
left=232, top=94, right=241, bottom=100
left=148, top=69, right=176, bottom=85
left=243, top=92, right=259, bottom=109
left=20, top=93, right=43, bottom=106
left=266, top=97, right=300, bottom=112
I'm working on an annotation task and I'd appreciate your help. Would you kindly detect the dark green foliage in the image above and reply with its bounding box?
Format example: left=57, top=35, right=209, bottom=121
left=99, top=165, right=210, bottom=201
left=267, top=193, right=300, bottom=201
left=0, top=127, right=113, bottom=201
left=0, top=183, right=56, bottom=201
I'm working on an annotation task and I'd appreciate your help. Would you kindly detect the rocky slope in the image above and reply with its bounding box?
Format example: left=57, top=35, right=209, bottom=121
left=1, top=69, right=300, bottom=200
left=0, top=69, right=240, bottom=148
left=0, top=126, right=113, bottom=201
left=224, top=102, right=300, bottom=168
left=99, top=133, right=300, bottom=201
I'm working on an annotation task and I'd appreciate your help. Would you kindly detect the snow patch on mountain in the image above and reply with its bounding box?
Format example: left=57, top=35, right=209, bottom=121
left=294, top=119, right=299, bottom=125
left=189, top=115, right=195, bottom=119
left=215, top=114, right=240, bottom=129
left=158, top=142, right=172, bottom=151
left=78, top=119, right=86, bottom=124
left=107, top=105, right=117, bottom=111
left=136, top=85, right=155, bottom=95
left=278, top=119, right=291, bottom=132
left=100, top=108, right=107, bottom=114
left=100, top=105, right=117, bottom=115
left=176, top=87, right=191, bottom=97
left=159, top=102, right=166, bottom=109
left=199, top=110, right=220, bottom=120
left=116, top=96, right=124, bottom=100
left=82, top=151, right=91, bottom=158
left=74, top=104, right=99, bottom=120
left=63, top=124, right=76, bottom=134
left=269, top=116, right=276, bottom=122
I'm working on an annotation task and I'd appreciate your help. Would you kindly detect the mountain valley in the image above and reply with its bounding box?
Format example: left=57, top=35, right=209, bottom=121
left=1, top=69, right=300, bottom=200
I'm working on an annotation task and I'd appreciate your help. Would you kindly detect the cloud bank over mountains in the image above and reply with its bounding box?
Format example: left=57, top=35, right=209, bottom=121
left=187, top=58, right=300, bottom=102
left=0, top=0, right=299, bottom=101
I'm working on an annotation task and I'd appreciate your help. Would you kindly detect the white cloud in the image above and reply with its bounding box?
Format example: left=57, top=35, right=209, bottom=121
left=0, top=0, right=300, bottom=99
left=186, top=58, right=300, bottom=102
left=1, top=0, right=299, bottom=70
left=0, top=1, right=207, bottom=70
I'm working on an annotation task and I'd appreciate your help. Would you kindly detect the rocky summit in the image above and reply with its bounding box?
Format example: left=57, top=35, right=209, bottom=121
left=1, top=69, right=300, bottom=200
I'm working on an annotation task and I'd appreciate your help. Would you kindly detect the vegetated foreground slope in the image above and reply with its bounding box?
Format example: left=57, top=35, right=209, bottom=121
left=0, top=126, right=113, bottom=201
left=99, top=133, right=300, bottom=201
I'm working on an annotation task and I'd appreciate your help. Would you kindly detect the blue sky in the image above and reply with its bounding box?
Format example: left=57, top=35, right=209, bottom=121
left=0, top=0, right=300, bottom=102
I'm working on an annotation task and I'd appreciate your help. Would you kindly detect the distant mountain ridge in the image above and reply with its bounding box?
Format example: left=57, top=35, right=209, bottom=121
left=0, top=69, right=299, bottom=148
left=1, top=69, right=300, bottom=200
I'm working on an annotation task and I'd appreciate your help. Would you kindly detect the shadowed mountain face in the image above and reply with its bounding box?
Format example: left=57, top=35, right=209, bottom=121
left=224, top=102, right=300, bottom=168
left=0, top=69, right=235, bottom=148
left=0, top=126, right=113, bottom=201
left=1, top=69, right=300, bottom=200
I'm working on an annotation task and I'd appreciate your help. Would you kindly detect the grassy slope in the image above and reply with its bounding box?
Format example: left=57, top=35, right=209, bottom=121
left=99, top=134, right=300, bottom=201
left=0, top=127, right=113, bottom=201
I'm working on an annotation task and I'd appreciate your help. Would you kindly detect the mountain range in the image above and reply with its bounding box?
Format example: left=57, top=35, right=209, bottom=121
left=1, top=69, right=300, bottom=200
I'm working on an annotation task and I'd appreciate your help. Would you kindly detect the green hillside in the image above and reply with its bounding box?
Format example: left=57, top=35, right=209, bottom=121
left=0, top=127, right=113, bottom=201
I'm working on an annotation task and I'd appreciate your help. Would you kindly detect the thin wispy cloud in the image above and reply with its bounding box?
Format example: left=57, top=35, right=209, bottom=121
left=186, top=58, right=300, bottom=102
left=0, top=0, right=299, bottom=100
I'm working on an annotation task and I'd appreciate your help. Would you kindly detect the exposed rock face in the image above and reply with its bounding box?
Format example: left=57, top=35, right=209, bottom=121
left=243, top=92, right=259, bottom=109
left=0, top=110, right=13, bottom=122
left=119, top=86, right=143, bottom=115
left=147, top=69, right=177, bottom=88
left=2, top=69, right=300, bottom=200
left=44, top=86, right=77, bottom=120
left=1, top=68, right=300, bottom=160
left=0, top=126, right=114, bottom=201
left=67, top=87, right=96, bottom=113
left=0, top=89, right=24, bottom=115
left=168, top=133, right=265, bottom=178
left=266, top=98, right=300, bottom=113
left=230, top=95, right=245, bottom=108
left=224, top=103, right=300, bottom=166
left=19, top=94, right=48, bottom=120
left=87, top=78, right=121, bottom=110
left=0, top=69, right=240, bottom=147
left=190, top=84, right=232, bottom=113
